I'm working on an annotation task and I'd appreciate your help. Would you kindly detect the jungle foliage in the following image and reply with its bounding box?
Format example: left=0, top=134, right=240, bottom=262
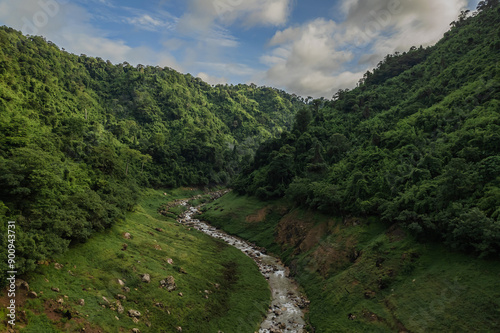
left=0, top=26, right=302, bottom=279
left=233, top=3, right=500, bottom=257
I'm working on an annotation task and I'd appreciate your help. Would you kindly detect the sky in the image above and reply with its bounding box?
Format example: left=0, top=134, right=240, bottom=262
left=0, top=0, right=481, bottom=98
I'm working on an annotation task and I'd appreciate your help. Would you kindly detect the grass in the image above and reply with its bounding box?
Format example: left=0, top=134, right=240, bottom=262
left=1, top=188, right=270, bottom=333
left=200, top=192, right=284, bottom=253
left=200, top=193, right=500, bottom=333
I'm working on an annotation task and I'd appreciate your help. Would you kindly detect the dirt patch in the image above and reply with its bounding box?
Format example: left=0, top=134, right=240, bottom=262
left=386, top=224, right=407, bottom=242
left=299, top=223, right=328, bottom=252
left=275, top=210, right=316, bottom=249
left=245, top=207, right=269, bottom=223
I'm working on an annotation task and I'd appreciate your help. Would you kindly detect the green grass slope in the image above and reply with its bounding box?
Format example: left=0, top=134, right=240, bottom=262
left=0, top=188, right=270, bottom=333
left=200, top=194, right=500, bottom=332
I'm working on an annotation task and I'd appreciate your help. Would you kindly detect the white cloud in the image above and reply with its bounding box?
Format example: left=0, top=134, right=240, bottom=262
left=125, top=14, right=174, bottom=32
left=197, top=72, right=228, bottom=85
left=261, top=0, right=469, bottom=98
left=178, top=0, right=292, bottom=34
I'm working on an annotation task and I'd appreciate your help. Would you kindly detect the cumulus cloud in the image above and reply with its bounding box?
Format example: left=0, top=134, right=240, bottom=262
left=177, top=0, right=292, bottom=34
left=261, top=0, right=469, bottom=98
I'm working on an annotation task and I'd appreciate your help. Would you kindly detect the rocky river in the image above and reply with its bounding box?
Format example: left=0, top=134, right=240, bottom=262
left=176, top=200, right=309, bottom=333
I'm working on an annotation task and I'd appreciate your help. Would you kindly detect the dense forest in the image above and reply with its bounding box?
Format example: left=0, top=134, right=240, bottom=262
left=233, top=2, right=500, bottom=257
left=0, top=28, right=303, bottom=282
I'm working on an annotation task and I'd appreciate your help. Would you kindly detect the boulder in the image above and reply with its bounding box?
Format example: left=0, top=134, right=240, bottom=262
left=117, top=279, right=125, bottom=286
left=28, top=291, right=38, bottom=298
left=78, top=299, right=85, bottom=306
left=16, top=279, right=29, bottom=291
left=51, top=287, right=60, bottom=292
left=117, top=304, right=124, bottom=314
left=54, top=263, right=63, bottom=269
left=160, top=276, right=176, bottom=291
left=141, top=274, right=151, bottom=283
left=128, top=309, right=141, bottom=318
left=166, top=258, right=174, bottom=265
left=123, top=232, right=131, bottom=239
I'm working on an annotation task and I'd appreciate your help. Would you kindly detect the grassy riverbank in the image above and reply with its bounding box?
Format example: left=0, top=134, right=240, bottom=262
left=0, top=188, right=270, bottom=333
left=200, top=192, right=500, bottom=332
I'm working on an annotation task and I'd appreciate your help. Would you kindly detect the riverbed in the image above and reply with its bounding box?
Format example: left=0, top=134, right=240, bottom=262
left=177, top=201, right=308, bottom=333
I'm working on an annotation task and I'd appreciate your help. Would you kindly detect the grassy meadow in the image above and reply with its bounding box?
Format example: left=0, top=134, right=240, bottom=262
left=0, top=188, right=270, bottom=332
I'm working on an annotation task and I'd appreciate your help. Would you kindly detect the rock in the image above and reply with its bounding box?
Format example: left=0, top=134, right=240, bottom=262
left=160, top=276, right=176, bottom=291
left=122, top=243, right=128, bottom=251
left=51, top=287, right=60, bottom=292
left=117, top=304, right=124, bottom=314
left=117, top=279, right=125, bottom=286
left=54, top=263, right=63, bottom=269
left=155, top=228, right=164, bottom=232
left=123, top=287, right=131, bottom=293
left=128, top=310, right=141, bottom=318
left=178, top=292, right=183, bottom=297
left=179, top=267, right=187, bottom=274
left=131, top=329, right=140, bottom=333
left=16, top=279, right=29, bottom=291
left=78, top=299, right=85, bottom=306
left=154, top=244, right=162, bottom=250
left=116, top=294, right=126, bottom=300
left=176, top=327, right=182, bottom=332
left=57, top=298, right=64, bottom=305
left=166, top=258, right=174, bottom=265
left=141, top=274, right=151, bottom=283
left=124, top=232, right=131, bottom=239
left=102, top=296, right=110, bottom=305
left=28, top=291, right=38, bottom=298
left=132, top=317, right=139, bottom=324
left=115, top=316, right=120, bottom=320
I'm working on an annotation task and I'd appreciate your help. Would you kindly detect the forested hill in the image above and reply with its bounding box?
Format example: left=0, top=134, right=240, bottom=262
left=233, top=3, right=500, bottom=256
left=0, top=26, right=303, bottom=279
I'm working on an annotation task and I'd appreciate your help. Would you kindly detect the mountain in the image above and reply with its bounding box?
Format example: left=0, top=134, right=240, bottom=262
left=0, top=26, right=303, bottom=281
left=232, top=2, right=500, bottom=257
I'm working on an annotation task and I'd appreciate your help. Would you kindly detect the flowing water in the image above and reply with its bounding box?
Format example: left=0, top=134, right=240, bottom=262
left=177, top=202, right=308, bottom=333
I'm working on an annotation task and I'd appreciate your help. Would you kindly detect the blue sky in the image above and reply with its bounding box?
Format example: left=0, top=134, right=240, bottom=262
left=0, top=0, right=480, bottom=98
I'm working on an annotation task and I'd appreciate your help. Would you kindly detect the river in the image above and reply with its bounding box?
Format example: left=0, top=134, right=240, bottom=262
left=176, top=200, right=308, bottom=333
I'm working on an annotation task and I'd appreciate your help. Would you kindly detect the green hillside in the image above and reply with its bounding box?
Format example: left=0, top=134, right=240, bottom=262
left=0, top=26, right=302, bottom=281
left=232, top=3, right=500, bottom=257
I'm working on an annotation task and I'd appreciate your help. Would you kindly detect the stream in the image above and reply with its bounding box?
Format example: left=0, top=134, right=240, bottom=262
left=176, top=200, right=308, bottom=333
